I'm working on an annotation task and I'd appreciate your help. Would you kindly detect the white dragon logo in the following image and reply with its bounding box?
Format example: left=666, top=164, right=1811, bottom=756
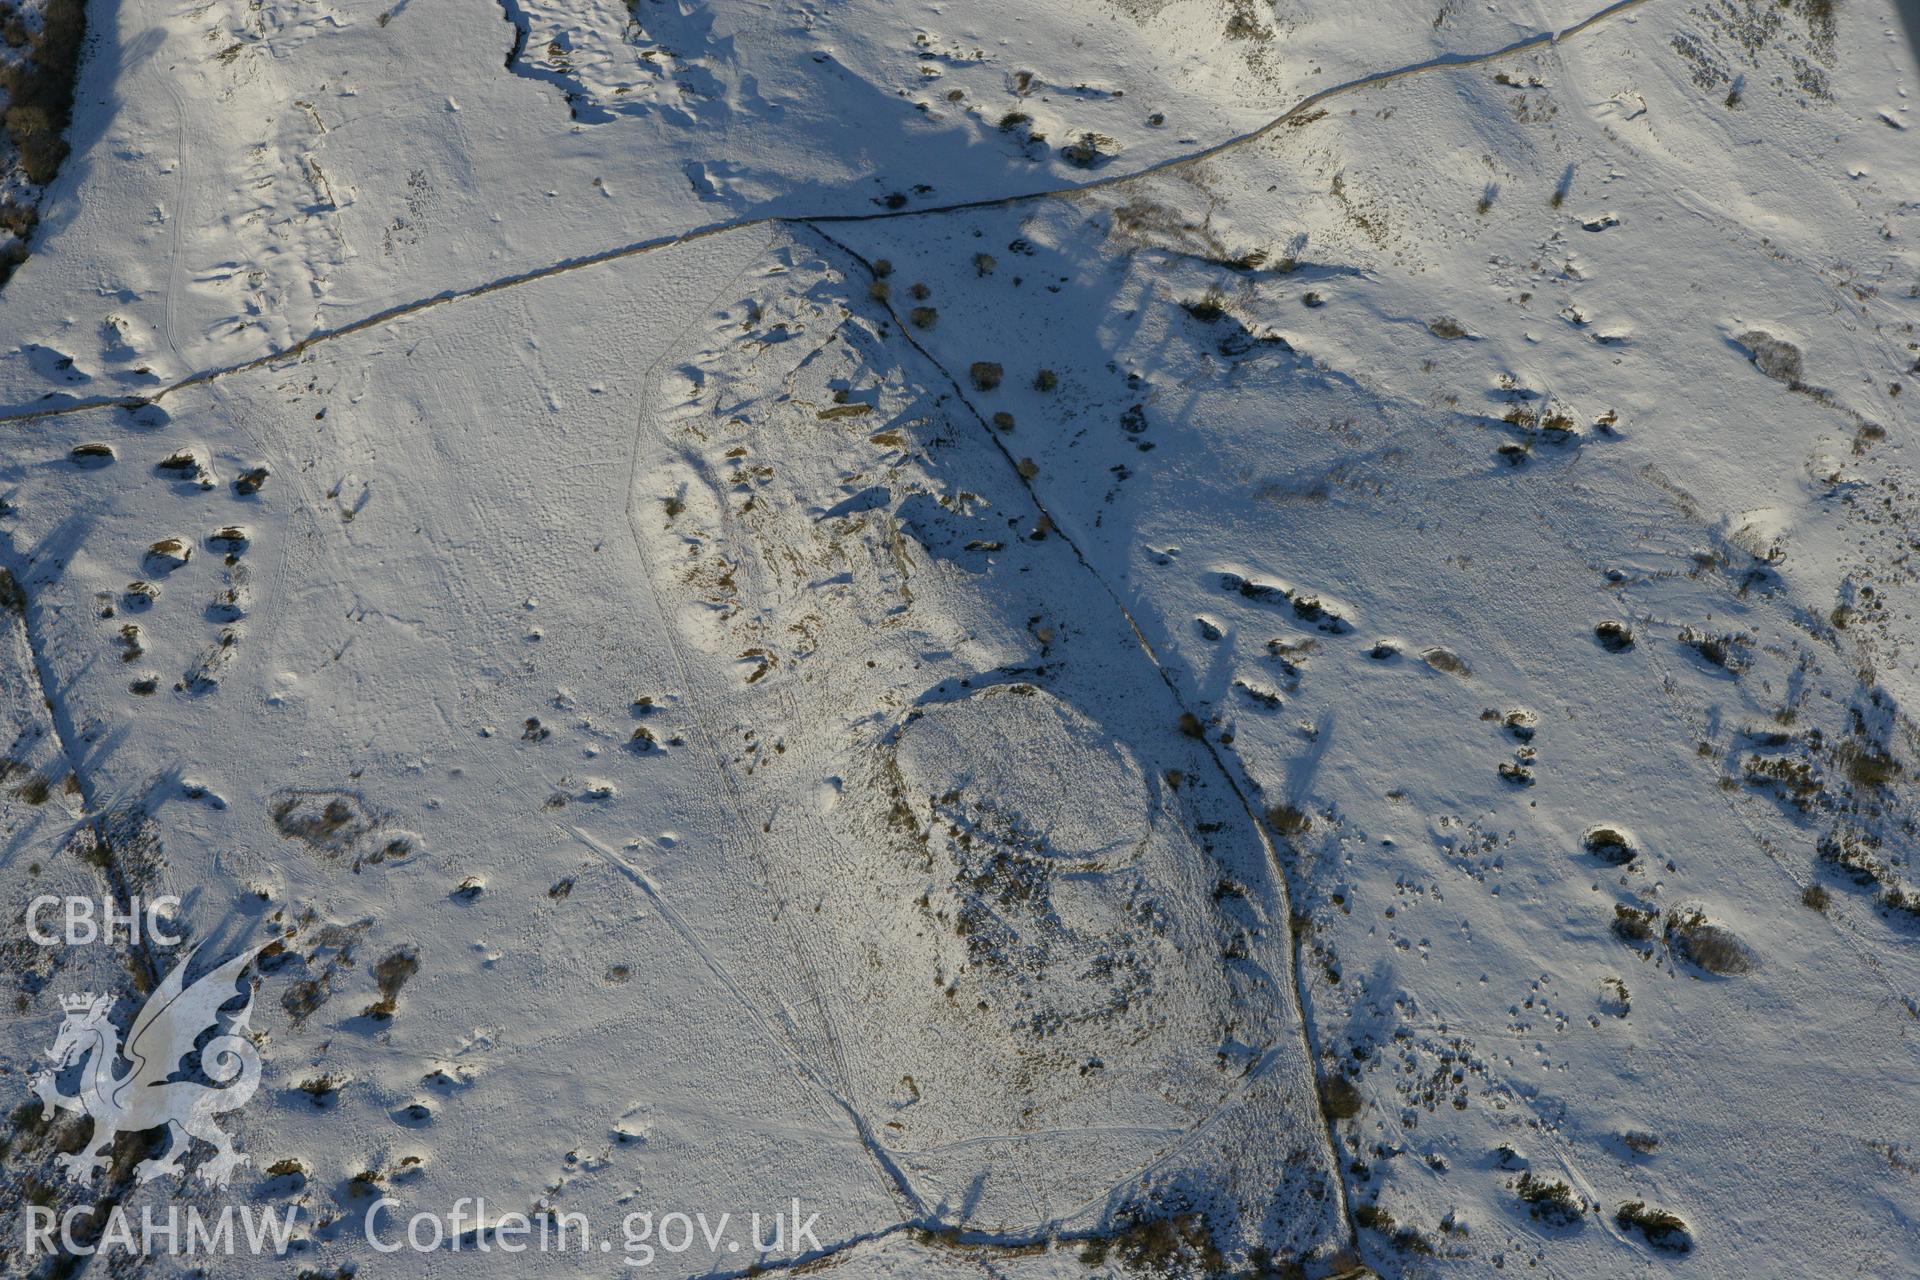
left=30, top=943, right=267, bottom=1189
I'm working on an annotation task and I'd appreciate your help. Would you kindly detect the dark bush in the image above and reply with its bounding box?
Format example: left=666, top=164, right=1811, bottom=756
left=1616, top=1201, right=1692, bottom=1253
left=0, top=0, right=86, bottom=193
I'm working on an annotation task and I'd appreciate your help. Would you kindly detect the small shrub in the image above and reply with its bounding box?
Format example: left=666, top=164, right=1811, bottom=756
left=1593, top=619, right=1634, bottom=651
left=1317, top=1074, right=1362, bottom=1120
left=0, top=200, right=35, bottom=235
left=0, top=237, right=26, bottom=286
left=1837, top=741, right=1899, bottom=789
left=909, top=306, right=937, bottom=329
left=1033, top=368, right=1058, bottom=391
left=6, top=103, right=68, bottom=186
left=1582, top=826, right=1636, bottom=865
left=1098, top=1213, right=1224, bottom=1275
left=1612, top=904, right=1656, bottom=944
left=968, top=361, right=1002, bottom=391
left=1512, top=1173, right=1584, bottom=1227
left=1267, top=804, right=1309, bottom=837
left=1680, top=627, right=1750, bottom=672
left=145, top=538, right=191, bottom=571
left=293, top=1075, right=344, bottom=1106
left=1182, top=290, right=1228, bottom=322
left=1736, top=330, right=1803, bottom=385
left=1291, top=596, right=1347, bottom=631
left=361, top=947, right=419, bottom=1020
left=1880, top=885, right=1920, bottom=919
left=1615, top=1201, right=1692, bottom=1253
left=1059, top=131, right=1117, bottom=168
left=1742, top=753, right=1820, bottom=806
left=1668, top=912, right=1755, bottom=975
left=1801, top=883, right=1830, bottom=911
left=209, top=526, right=250, bottom=553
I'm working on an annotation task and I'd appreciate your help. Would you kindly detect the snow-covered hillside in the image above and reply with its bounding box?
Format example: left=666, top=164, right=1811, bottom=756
left=1, top=1, right=1915, bottom=1278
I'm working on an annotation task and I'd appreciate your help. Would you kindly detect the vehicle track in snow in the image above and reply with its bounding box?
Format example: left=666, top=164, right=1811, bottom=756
left=0, top=0, right=1662, bottom=430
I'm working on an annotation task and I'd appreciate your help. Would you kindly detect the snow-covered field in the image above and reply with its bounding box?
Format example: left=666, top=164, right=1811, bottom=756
left=1, top=1, right=1916, bottom=1277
